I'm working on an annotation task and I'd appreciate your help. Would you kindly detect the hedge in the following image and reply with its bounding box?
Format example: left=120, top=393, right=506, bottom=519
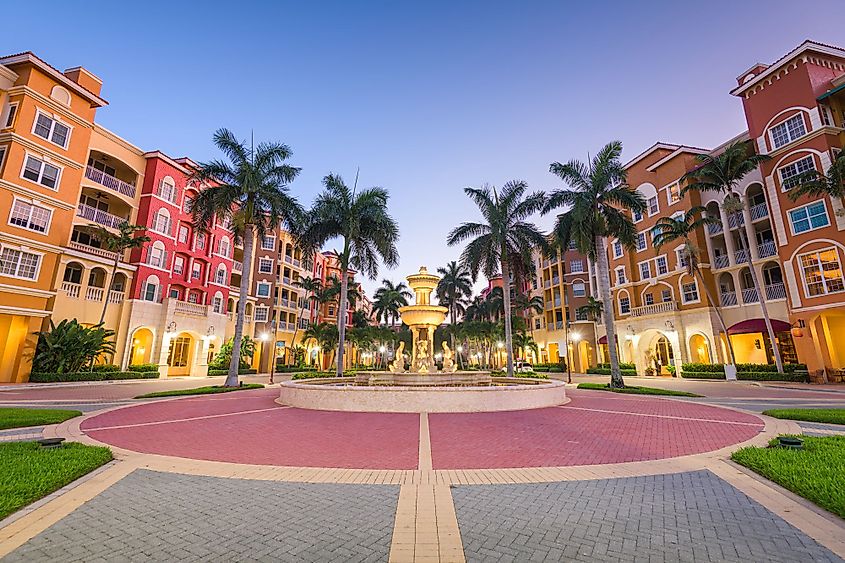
left=91, top=364, right=120, bottom=373
left=533, top=366, right=564, bottom=373
left=681, top=362, right=809, bottom=382
left=207, top=368, right=258, bottom=376
left=291, top=371, right=356, bottom=380
left=128, top=363, right=160, bottom=373
left=29, top=371, right=159, bottom=383
left=586, top=367, right=638, bottom=377
left=274, top=366, right=316, bottom=373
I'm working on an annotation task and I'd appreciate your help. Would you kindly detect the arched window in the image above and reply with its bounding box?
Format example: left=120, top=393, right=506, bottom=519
left=50, top=86, right=71, bottom=106
left=153, top=208, right=171, bottom=235
left=212, top=291, right=224, bottom=314
left=143, top=275, right=160, bottom=302
left=62, top=262, right=83, bottom=284
left=214, top=264, right=227, bottom=285
left=148, top=241, right=167, bottom=268
left=218, top=236, right=230, bottom=257
left=617, top=289, right=631, bottom=315
left=158, top=176, right=177, bottom=203
left=88, top=267, right=107, bottom=288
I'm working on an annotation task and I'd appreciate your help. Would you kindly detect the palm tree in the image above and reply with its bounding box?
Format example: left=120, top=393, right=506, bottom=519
left=681, top=142, right=784, bottom=373
left=447, top=181, right=548, bottom=377
left=512, top=331, right=539, bottom=362
left=373, top=279, right=412, bottom=327
left=543, top=141, right=646, bottom=388
left=290, top=275, right=322, bottom=363
left=464, top=295, right=490, bottom=322
left=789, top=149, right=845, bottom=204
left=577, top=296, right=603, bottom=323
left=299, top=174, right=399, bottom=377
left=190, top=129, right=302, bottom=387
left=302, top=322, right=339, bottom=370
left=91, top=222, right=149, bottom=325
left=652, top=208, right=737, bottom=368
left=436, top=261, right=473, bottom=328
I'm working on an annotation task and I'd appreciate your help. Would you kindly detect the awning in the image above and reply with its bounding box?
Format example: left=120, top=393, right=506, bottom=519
left=727, top=319, right=791, bottom=335
left=818, top=81, right=845, bottom=102
left=598, top=335, right=607, bottom=344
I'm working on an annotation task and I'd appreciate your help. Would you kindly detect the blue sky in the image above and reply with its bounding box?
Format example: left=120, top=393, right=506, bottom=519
left=4, top=1, right=844, bottom=294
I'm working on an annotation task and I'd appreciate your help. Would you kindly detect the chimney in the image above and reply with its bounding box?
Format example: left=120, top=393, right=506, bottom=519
left=63, top=66, right=103, bottom=96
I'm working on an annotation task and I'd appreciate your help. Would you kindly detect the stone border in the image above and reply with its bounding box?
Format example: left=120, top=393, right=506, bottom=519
left=276, top=378, right=568, bottom=413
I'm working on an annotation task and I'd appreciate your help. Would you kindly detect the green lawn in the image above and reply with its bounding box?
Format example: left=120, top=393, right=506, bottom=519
left=0, top=408, right=82, bottom=430
left=0, top=442, right=112, bottom=520
left=732, top=435, right=845, bottom=519
left=762, top=408, right=845, bottom=426
left=134, top=383, right=264, bottom=399
left=577, top=383, right=701, bottom=397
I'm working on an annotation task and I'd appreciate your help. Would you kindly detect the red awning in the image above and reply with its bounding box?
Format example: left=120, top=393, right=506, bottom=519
left=727, top=319, right=791, bottom=335
left=598, top=335, right=608, bottom=344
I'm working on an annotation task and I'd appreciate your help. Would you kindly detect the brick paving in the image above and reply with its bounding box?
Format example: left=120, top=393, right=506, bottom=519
left=452, top=470, right=842, bottom=563
left=4, top=469, right=399, bottom=563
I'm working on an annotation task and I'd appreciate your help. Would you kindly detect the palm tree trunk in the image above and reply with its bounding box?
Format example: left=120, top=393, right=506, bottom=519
left=336, top=254, right=349, bottom=377
left=500, top=255, right=515, bottom=377
left=595, top=235, right=624, bottom=387
left=99, top=257, right=120, bottom=325
left=692, top=266, right=737, bottom=368
left=735, top=229, right=784, bottom=372
left=228, top=225, right=253, bottom=387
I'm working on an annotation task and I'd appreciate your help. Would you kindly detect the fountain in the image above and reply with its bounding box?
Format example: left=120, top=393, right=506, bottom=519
left=278, top=267, right=567, bottom=412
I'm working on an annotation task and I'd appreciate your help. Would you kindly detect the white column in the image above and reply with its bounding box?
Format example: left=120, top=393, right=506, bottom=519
left=157, top=333, right=172, bottom=378
left=719, top=205, right=737, bottom=266
left=742, top=202, right=758, bottom=262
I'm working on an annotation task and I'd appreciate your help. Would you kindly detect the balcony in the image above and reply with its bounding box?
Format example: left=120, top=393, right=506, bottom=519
left=714, top=255, right=729, bottom=269
left=735, top=249, right=750, bottom=264
left=552, top=276, right=560, bottom=285
left=174, top=300, right=208, bottom=317
left=728, top=212, right=744, bottom=229
left=545, top=300, right=553, bottom=309
left=284, top=255, right=293, bottom=264
left=630, top=301, right=678, bottom=318
left=707, top=222, right=723, bottom=234
left=280, top=298, right=290, bottom=309
left=757, top=241, right=777, bottom=258
left=67, top=241, right=118, bottom=261
left=742, top=288, right=759, bottom=303
left=76, top=203, right=126, bottom=229
left=293, top=258, right=301, bottom=268
left=720, top=291, right=737, bottom=306
left=544, top=280, right=551, bottom=288
left=85, top=287, right=104, bottom=302
left=750, top=202, right=769, bottom=221
left=553, top=298, right=561, bottom=307
left=283, top=276, right=291, bottom=286
left=108, top=290, right=124, bottom=304
left=85, top=165, right=136, bottom=198
left=61, top=281, right=81, bottom=299
left=233, top=260, right=243, bottom=273
left=765, top=283, right=786, bottom=300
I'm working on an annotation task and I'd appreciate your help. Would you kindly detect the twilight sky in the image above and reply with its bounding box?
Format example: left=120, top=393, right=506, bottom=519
left=4, top=0, right=844, bottom=295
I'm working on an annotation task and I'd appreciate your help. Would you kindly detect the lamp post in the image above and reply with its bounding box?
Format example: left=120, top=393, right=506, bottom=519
left=456, top=345, right=464, bottom=370
left=568, top=330, right=581, bottom=384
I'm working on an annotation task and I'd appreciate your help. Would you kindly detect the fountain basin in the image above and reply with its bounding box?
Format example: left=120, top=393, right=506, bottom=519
left=277, top=375, right=567, bottom=413
left=355, top=370, right=493, bottom=387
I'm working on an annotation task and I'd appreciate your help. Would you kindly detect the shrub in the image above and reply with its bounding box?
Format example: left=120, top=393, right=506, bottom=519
left=586, top=367, right=637, bottom=376
left=29, top=371, right=158, bottom=383
left=511, top=372, right=549, bottom=380
left=291, top=371, right=356, bottom=380
left=91, top=364, right=120, bottom=373
left=275, top=366, right=316, bottom=373
left=129, top=363, right=160, bottom=373
left=32, top=319, right=116, bottom=374
left=680, top=371, right=725, bottom=380
left=682, top=363, right=725, bottom=373
left=681, top=363, right=809, bottom=382
left=207, top=368, right=258, bottom=376
left=210, top=336, right=255, bottom=370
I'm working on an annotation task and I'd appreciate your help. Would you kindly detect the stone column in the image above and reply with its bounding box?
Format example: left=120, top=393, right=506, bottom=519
left=742, top=202, right=758, bottom=262
left=719, top=205, right=737, bottom=266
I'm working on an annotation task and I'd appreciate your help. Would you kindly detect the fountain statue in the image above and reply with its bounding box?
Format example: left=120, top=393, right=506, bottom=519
left=441, top=342, right=457, bottom=373
left=389, top=341, right=406, bottom=373
left=399, top=267, right=448, bottom=373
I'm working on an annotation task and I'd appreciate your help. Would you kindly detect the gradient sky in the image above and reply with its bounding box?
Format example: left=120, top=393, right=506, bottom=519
left=4, top=0, right=844, bottom=295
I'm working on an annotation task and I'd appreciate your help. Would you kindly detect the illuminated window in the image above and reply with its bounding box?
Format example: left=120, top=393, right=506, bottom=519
left=799, top=248, right=844, bottom=297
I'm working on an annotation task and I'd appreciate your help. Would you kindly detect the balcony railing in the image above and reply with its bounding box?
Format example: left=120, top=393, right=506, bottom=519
left=735, top=249, right=750, bottom=264
left=728, top=212, right=744, bottom=229
left=284, top=255, right=293, bottom=264
left=283, top=276, right=291, bottom=286
left=630, top=301, right=678, bottom=317
left=545, top=300, right=553, bottom=309
left=174, top=300, right=208, bottom=317
left=76, top=203, right=126, bottom=229
left=555, top=321, right=564, bottom=329
left=233, top=260, right=243, bottom=273
left=750, top=202, right=769, bottom=221
left=245, top=315, right=253, bottom=324
left=61, top=281, right=81, bottom=299
left=707, top=222, right=723, bottom=234
left=714, top=254, right=729, bottom=269
left=293, top=258, right=301, bottom=268
left=720, top=291, right=737, bottom=306
left=298, top=319, right=309, bottom=329
left=67, top=241, right=118, bottom=261
left=765, top=283, right=787, bottom=300
left=553, top=298, right=561, bottom=307
left=280, top=298, right=290, bottom=309
left=108, top=290, right=124, bottom=304
left=85, top=287, right=104, bottom=301
left=551, top=277, right=560, bottom=285
left=544, top=280, right=551, bottom=288
left=757, top=241, right=777, bottom=258
left=85, top=165, right=136, bottom=198
left=742, top=288, right=759, bottom=303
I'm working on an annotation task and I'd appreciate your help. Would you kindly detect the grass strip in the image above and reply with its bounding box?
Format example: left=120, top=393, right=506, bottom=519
left=577, top=382, right=701, bottom=397
left=762, top=408, right=845, bottom=426
left=731, top=435, right=845, bottom=519
left=0, top=408, right=82, bottom=430
left=135, top=383, right=264, bottom=399
left=0, top=442, right=112, bottom=520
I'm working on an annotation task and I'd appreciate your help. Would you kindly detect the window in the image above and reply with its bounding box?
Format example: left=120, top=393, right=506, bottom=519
left=612, top=240, right=623, bottom=259
left=639, top=262, right=652, bottom=280
left=218, top=237, right=231, bottom=257
left=636, top=232, right=646, bottom=252
left=212, top=295, right=223, bottom=314
left=770, top=114, right=806, bottom=149
left=667, top=182, right=681, bottom=204
left=258, top=258, right=273, bottom=274
left=195, top=233, right=206, bottom=250
left=633, top=209, right=643, bottom=223
left=619, top=296, right=630, bottom=315
left=9, top=199, right=51, bottom=233
left=158, top=178, right=177, bottom=203
left=647, top=196, right=659, bottom=216
left=655, top=256, right=668, bottom=276
left=178, top=225, right=189, bottom=243
left=789, top=201, right=829, bottom=234
left=572, top=282, right=586, bottom=297
left=0, top=146, right=5, bottom=170
left=569, top=260, right=584, bottom=273
left=3, top=103, right=18, bottom=128
left=255, top=307, right=269, bottom=323
left=820, top=104, right=833, bottom=127
left=214, top=265, right=227, bottom=285
left=50, top=86, right=71, bottom=106
left=676, top=249, right=689, bottom=269
left=0, top=247, right=40, bottom=280
left=645, top=293, right=654, bottom=306
left=169, top=288, right=180, bottom=299
left=153, top=209, right=171, bottom=235
left=183, top=195, right=193, bottom=213
left=256, top=282, right=271, bottom=298
left=568, top=240, right=577, bottom=251
left=148, top=244, right=166, bottom=268
left=779, top=156, right=815, bottom=190
left=21, top=155, right=60, bottom=189
left=173, top=256, right=184, bottom=275
left=191, top=262, right=201, bottom=280
left=661, top=289, right=672, bottom=302
left=799, top=248, right=845, bottom=297
left=143, top=278, right=159, bottom=302
left=262, top=235, right=276, bottom=251
left=187, top=292, right=199, bottom=304
left=32, top=112, right=70, bottom=148
left=682, top=282, right=699, bottom=303
left=615, top=267, right=627, bottom=285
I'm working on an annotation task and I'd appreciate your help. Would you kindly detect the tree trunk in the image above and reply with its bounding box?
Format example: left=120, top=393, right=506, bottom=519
left=735, top=227, right=784, bottom=372
left=693, top=265, right=737, bottom=367
left=99, top=257, right=120, bottom=325
left=500, top=256, right=515, bottom=377
left=228, top=225, right=253, bottom=387
left=336, top=251, right=349, bottom=377
left=595, top=235, right=624, bottom=387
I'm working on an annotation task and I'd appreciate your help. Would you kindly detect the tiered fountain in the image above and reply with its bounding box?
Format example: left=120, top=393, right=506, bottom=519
left=278, top=267, right=567, bottom=412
